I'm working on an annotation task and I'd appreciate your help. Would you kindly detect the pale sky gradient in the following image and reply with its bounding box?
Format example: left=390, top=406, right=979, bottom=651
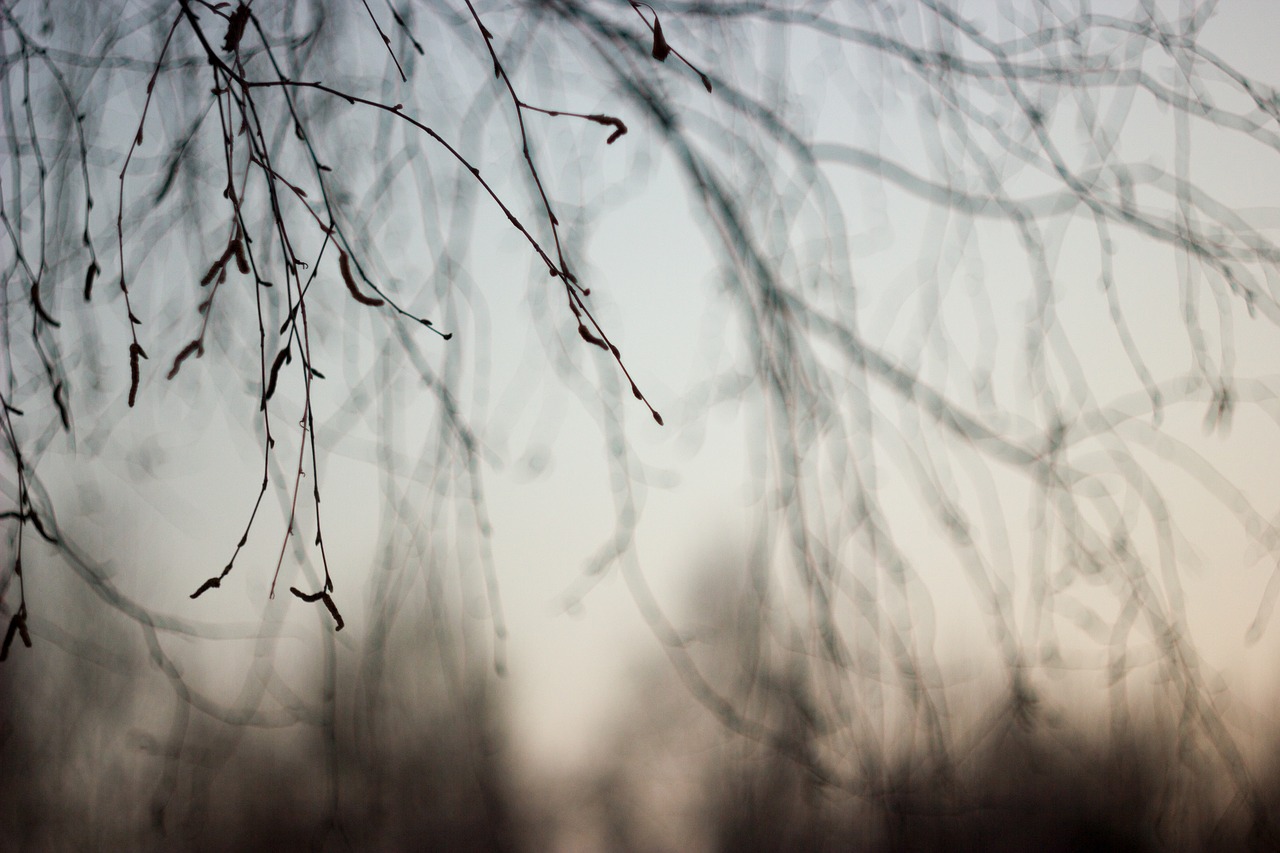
left=10, top=0, right=1280, bottom=799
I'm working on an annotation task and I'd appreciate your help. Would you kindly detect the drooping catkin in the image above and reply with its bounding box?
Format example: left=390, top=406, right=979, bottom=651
left=264, top=346, right=291, bottom=401
left=167, top=339, right=203, bottom=380
left=231, top=236, right=250, bottom=274
left=128, top=342, right=146, bottom=407
left=339, top=249, right=384, bottom=307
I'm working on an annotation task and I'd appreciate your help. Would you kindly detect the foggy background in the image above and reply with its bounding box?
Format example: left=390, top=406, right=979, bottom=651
left=4, top=0, right=1280, bottom=849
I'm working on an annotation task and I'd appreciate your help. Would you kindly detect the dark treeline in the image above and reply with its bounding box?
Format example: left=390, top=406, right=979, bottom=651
left=4, top=557, right=1280, bottom=851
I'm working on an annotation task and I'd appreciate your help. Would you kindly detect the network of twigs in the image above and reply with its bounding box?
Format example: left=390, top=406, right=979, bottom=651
left=0, top=0, right=709, bottom=650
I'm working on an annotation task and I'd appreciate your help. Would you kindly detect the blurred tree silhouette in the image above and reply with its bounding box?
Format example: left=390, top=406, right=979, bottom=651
left=4, top=0, right=1280, bottom=846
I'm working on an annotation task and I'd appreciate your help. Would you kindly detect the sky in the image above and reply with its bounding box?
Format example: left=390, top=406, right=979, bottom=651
left=7, top=0, right=1280, bottom=839
left=415, top=0, right=1280, bottom=773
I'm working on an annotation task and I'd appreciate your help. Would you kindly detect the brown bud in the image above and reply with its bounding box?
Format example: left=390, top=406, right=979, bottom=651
left=651, top=17, right=671, bottom=61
